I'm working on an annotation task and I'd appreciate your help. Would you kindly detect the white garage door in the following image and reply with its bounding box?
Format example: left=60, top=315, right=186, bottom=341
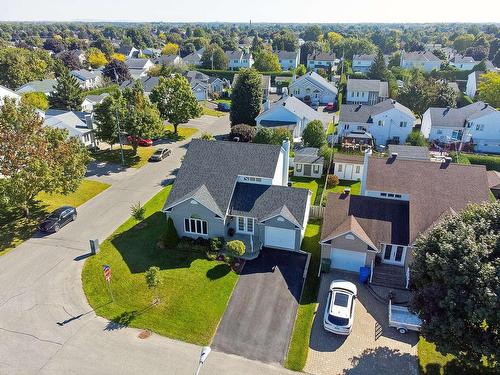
left=264, top=227, right=296, bottom=250
left=330, top=248, right=366, bottom=272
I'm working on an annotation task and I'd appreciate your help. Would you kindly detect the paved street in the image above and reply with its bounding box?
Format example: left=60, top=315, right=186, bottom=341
left=0, top=114, right=298, bottom=375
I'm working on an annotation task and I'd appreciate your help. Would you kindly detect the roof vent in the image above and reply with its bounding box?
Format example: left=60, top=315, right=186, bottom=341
left=443, top=156, right=452, bottom=164
left=343, top=188, right=351, bottom=195
left=483, top=102, right=489, bottom=109
left=391, top=152, right=398, bottom=158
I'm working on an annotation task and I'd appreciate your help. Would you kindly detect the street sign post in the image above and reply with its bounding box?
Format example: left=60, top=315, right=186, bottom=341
left=90, top=239, right=99, bottom=254
left=103, top=265, right=114, bottom=301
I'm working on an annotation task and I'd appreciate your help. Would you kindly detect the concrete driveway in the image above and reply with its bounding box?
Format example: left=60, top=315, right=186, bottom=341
left=212, top=248, right=308, bottom=365
left=304, top=271, right=418, bottom=375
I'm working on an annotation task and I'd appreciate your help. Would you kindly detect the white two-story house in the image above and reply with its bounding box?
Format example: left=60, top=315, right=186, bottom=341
left=346, top=78, right=389, bottom=105
left=338, top=99, right=416, bottom=146
left=306, top=52, right=337, bottom=72
left=276, top=50, right=300, bottom=71
left=450, top=55, right=477, bottom=71
left=125, top=58, right=155, bottom=80
left=70, top=69, right=103, bottom=89
left=421, top=101, right=500, bottom=153
left=225, top=50, right=254, bottom=70
left=352, top=54, right=376, bottom=73
left=400, top=51, right=442, bottom=72
left=289, top=71, right=338, bottom=105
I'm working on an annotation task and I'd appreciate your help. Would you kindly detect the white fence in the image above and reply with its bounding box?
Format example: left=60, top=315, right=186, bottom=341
left=309, top=205, right=325, bottom=219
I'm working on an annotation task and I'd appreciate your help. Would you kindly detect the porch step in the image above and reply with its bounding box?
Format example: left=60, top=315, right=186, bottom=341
left=370, top=264, right=407, bottom=289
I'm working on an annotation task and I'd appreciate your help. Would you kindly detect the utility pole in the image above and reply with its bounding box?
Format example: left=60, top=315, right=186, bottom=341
left=113, top=68, right=126, bottom=167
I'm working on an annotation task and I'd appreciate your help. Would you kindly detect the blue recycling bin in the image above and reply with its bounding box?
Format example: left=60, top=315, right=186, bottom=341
left=359, top=266, right=371, bottom=283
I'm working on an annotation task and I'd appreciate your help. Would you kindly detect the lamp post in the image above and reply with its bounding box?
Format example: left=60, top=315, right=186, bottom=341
left=195, top=346, right=211, bottom=375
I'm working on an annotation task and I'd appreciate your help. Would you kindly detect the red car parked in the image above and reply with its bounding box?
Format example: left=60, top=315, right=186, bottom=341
left=127, top=136, right=153, bottom=147
left=325, top=102, right=335, bottom=111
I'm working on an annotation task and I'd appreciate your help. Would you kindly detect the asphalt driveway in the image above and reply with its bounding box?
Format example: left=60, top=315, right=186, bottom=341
left=304, top=271, right=419, bottom=375
left=212, top=248, right=308, bottom=365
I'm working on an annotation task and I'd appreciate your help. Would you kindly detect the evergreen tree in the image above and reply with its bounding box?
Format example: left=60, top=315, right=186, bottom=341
left=230, top=68, right=262, bottom=126
left=49, top=66, right=83, bottom=111
left=368, top=49, right=388, bottom=80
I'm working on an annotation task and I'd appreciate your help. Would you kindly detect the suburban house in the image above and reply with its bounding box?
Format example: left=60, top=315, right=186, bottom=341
left=289, top=71, right=338, bottom=105
left=225, top=50, right=254, bottom=70
left=183, top=70, right=227, bottom=101
left=332, top=154, right=364, bottom=181
left=70, top=69, right=102, bottom=89
left=120, top=76, right=160, bottom=97
left=276, top=50, right=300, bottom=71
left=306, top=52, right=337, bottom=72
left=43, top=109, right=96, bottom=148
left=320, top=151, right=490, bottom=288
left=162, top=139, right=311, bottom=258
left=465, top=70, right=485, bottom=98
left=182, top=48, right=205, bottom=66
left=293, top=147, right=324, bottom=179
left=0, top=84, right=21, bottom=106
left=117, top=45, right=140, bottom=58
left=400, top=51, right=442, bottom=72
left=81, top=93, right=109, bottom=113
left=337, top=99, right=416, bottom=146
left=346, top=78, right=389, bottom=105
left=233, top=73, right=271, bottom=101
left=352, top=54, right=375, bottom=73
left=154, top=54, right=183, bottom=67
left=125, top=58, right=155, bottom=80
left=141, top=48, right=162, bottom=58
left=450, top=55, right=477, bottom=70
left=487, top=171, right=500, bottom=199
left=255, top=95, right=324, bottom=140
left=387, top=144, right=430, bottom=160
left=16, top=79, right=57, bottom=96
left=421, top=101, right=500, bottom=153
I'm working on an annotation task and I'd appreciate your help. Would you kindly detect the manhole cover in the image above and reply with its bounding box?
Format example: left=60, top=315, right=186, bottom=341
left=138, top=330, right=152, bottom=339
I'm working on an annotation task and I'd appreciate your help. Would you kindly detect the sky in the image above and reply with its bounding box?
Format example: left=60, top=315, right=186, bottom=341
left=2, top=0, right=500, bottom=23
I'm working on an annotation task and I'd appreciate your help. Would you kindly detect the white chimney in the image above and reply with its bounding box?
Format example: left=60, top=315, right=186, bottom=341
left=281, top=138, right=290, bottom=186
left=360, top=148, right=372, bottom=196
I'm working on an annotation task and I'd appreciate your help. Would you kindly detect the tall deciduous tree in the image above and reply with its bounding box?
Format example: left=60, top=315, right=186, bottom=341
left=57, top=50, right=82, bottom=70
left=230, top=68, right=262, bottom=126
left=410, top=202, right=499, bottom=368
left=161, top=43, right=179, bottom=56
left=50, top=66, right=83, bottom=111
left=21, top=92, right=49, bottom=110
left=200, top=44, right=227, bottom=70
left=253, top=50, right=281, bottom=71
left=478, top=72, right=500, bottom=108
left=93, top=92, right=124, bottom=147
left=86, top=47, right=108, bottom=68
left=302, top=120, right=326, bottom=148
left=121, top=82, right=164, bottom=154
left=150, top=75, right=202, bottom=134
left=103, top=59, right=131, bottom=84
left=0, top=47, right=52, bottom=89
left=0, top=99, right=90, bottom=216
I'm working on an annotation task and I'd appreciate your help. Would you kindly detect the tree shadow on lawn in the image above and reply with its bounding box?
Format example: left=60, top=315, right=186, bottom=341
left=342, top=346, right=417, bottom=375
left=421, top=357, right=497, bottom=375
left=206, top=263, right=231, bottom=280
left=110, top=212, right=207, bottom=274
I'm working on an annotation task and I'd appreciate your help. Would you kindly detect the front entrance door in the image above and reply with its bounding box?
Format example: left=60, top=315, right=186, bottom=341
left=303, top=164, right=312, bottom=177
left=344, top=164, right=353, bottom=180
left=382, top=244, right=406, bottom=265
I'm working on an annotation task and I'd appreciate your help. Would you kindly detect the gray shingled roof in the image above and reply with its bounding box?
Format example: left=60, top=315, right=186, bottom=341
left=427, top=101, right=495, bottom=127
left=164, top=140, right=283, bottom=215
left=291, top=71, right=338, bottom=95
left=83, top=93, right=109, bottom=104
left=125, top=58, right=151, bottom=69
left=16, top=79, right=57, bottom=94
left=225, top=50, right=244, bottom=60
left=70, top=69, right=100, bottom=81
left=353, top=54, right=375, bottom=61
left=402, top=51, right=441, bottom=62
left=339, top=100, right=414, bottom=123
left=387, top=145, right=430, bottom=160
left=451, top=55, right=476, bottom=64
left=120, top=76, right=160, bottom=93
left=229, top=182, right=309, bottom=227
left=347, top=79, right=388, bottom=96
left=269, top=95, right=324, bottom=122
left=276, top=50, right=299, bottom=60
left=307, top=52, right=336, bottom=62
left=294, top=147, right=324, bottom=164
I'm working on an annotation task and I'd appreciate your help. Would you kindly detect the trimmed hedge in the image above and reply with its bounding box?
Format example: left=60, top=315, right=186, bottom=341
left=197, top=68, right=293, bottom=82
left=466, top=154, right=500, bottom=171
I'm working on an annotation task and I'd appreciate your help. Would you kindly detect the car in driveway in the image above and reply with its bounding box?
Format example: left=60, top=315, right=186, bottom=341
left=149, top=147, right=171, bottom=161
left=325, top=102, right=336, bottom=111
left=323, top=280, right=357, bottom=335
left=217, top=102, right=231, bottom=112
left=127, top=136, right=153, bottom=147
left=39, top=206, right=77, bottom=233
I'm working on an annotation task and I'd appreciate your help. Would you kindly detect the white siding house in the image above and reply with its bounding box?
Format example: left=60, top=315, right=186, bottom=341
left=352, top=54, right=375, bottom=73
left=333, top=154, right=364, bottom=181
left=346, top=79, right=389, bottom=105
left=466, top=71, right=484, bottom=98
left=225, top=51, right=254, bottom=70
left=450, top=55, right=477, bottom=71
left=400, top=51, right=442, bottom=72
left=276, top=51, right=300, bottom=71
left=0, top=84, right=21, bottom=106
left=289, top=71, right=338, bottom=105
left=125, top=58, right=154, bottom=80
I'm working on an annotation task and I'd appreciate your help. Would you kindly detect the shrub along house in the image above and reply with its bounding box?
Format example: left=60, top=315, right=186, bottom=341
left=320, top=150, right=490, bottom=288
left=162, top=139, right=311, bottom=259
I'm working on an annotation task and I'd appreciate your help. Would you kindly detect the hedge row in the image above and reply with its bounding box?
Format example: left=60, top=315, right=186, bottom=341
left=197, top=68, right=293, bottom=82
left=466, top=154, right=500, bottom=172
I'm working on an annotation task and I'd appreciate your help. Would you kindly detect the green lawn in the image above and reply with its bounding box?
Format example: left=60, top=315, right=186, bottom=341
left=327, top=121, right=336, bottom=135
left=92, top=145, right=155, bottom=169
left=285, top=220, right=322, bottom=370
left=0, top=179, right=110, bottom=256
left=163, top=124, right=198, bottom=141
left=418, top=337, right=495, bottom=375
left=215, top=99, right=231, bottom=105
left=202, top=106, right=226, bottom=117
left=82, top=185, right=239, bottom=345
left=290, top=176, right=324, bottom=205
left=326, top=179, right=362, bottom=196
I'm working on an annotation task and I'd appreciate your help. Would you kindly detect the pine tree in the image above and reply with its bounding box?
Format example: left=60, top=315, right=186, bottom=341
left=368, top=49, right=388, bottom=80
left=50, top=67, right=83, bottom=111
left=230, top=68, right=262, bottom=126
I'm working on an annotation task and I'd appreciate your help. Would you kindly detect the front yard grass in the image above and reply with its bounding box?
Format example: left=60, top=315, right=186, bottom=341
left=0, top=179, right=110, bottom=256
left=326, top=179, right=361, bottom=196
left=285, top=220, right=322, bottom=371
left=82, top=185, right=239, bottom=345
left=163, top=124, right=198, bottom=141
left=92, top=145, right=155, bottom=169
left=202, top=106, right=226, bottom=117
left=290, top=176, right=324, bottom=205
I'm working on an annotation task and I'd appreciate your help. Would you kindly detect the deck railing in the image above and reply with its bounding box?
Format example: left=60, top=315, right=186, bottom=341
left=370, top=258, right=374, bottom=283
left=405, top=267, right=410, bottom=289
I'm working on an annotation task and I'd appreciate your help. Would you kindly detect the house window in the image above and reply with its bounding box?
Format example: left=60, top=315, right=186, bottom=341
left=361, top=92, right=365, bottom=97
left=338, top=164, right=343, bottom=172
left=296, top=163, right=302, bottom=172
left=437, top=129, right=443, bottom=135
left=355, top=165, right=361, bottom=173
left=378, top=120, right=384, bottom=126
left=313, top=165, right=320, bottom=174
left=344, top=124, right=350, bottom=130
left=400, top=121, right=407, bottom=127
left=184, top=218, right=208, bottom=235
left=380, top=192, right=387, bottom=196
left=476, top=124, right=484, bottom=131
left=294, top=89, right=300, bottom=95
left=237, top=216, right=254, bottom=234
left=356, top=92, right=359, bottom=97
left=395, top=194, right=402, bottom=198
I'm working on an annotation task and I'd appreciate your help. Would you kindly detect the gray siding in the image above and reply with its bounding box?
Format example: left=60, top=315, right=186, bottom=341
left=167, top=199, right=225, bottom=239
left=320, top=234, right=377, bottom=267
left=260, top=216, right=302, bottom=250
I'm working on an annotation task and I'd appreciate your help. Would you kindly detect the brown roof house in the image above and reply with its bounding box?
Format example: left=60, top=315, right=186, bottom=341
left=487, top=171, right=500, bottom=199
left=320, top=150, right=490, bottom=288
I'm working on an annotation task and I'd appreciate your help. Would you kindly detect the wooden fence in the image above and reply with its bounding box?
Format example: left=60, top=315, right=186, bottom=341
left=309, top=205, right=325, bottom=219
